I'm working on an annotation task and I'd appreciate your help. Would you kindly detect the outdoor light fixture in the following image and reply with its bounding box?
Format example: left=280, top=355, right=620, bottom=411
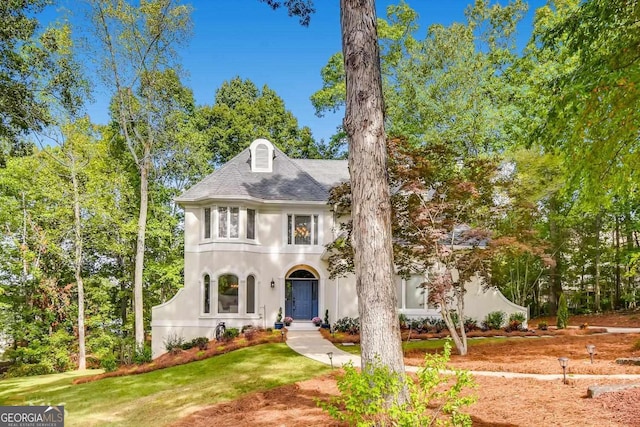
left=327, top=352, right=334, bottom=369
left=270, top=278, right=275, bottom=289
left=558, top=357, right=569, bottom=384
left=586, top=344, right=596, bottom=364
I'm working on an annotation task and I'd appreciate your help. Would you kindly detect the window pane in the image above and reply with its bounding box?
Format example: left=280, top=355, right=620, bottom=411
left=246, top=275, right=255, bottom=314
left=204, top=208, right=211, bottom=239
left=287, top=215, right=292, bottom=244
left=294, top=215, right=311, bottom=245
left=230, top=207, right=239, bottom=238
left=406, top=276, right=425, bottom=309
left=313, top=215, right=318, bottom=245
left=247, top=209, right=255, bottom=240
left=218, top=207, right=228, bottom=238
left=204, top=274, right=210, bottom=314
left=218, top=274, right=238, bottom=313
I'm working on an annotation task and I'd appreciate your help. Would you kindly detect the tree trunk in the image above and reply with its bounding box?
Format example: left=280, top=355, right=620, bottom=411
left=615, top=215, right=621, bottom=309
left=134, top=147, right=150, bottom=348
left=340, top=0, right=406, bottom=384
left=594, top=213, right=602, bottom=312
left=71, top=164, right=86, bottom=370
left=548, top=198, right=563, bottom=315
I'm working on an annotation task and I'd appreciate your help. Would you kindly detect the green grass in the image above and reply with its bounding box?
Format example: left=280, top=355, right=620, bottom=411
left=337, top=337, right=508, bottom=355
left=0, top=343, right=329, bottom=427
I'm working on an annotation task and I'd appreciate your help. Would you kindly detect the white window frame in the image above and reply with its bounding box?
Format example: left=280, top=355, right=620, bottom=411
left=286, top=213, right=320, bottom=246
left=217, top=206, right=240, bottom=239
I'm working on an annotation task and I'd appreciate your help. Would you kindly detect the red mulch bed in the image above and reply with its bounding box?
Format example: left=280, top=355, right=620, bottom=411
left=73, top=330, right=284, bottom=385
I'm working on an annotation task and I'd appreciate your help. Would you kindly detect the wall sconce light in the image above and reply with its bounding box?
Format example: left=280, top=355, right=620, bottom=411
left=558, top=357, right=569, bottom=384
left=586, top=344, right=596, bottom=364
left=270, top=279, right=275, bottom=289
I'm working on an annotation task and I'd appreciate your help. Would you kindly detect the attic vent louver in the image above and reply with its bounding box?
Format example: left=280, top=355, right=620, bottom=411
left=249, top=138, right=274, bottom=173
left=255, top=144, right=269, bottom=169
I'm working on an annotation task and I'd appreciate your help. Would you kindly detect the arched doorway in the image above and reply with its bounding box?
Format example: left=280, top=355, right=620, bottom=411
left=285, top=268, right=319, bottom=320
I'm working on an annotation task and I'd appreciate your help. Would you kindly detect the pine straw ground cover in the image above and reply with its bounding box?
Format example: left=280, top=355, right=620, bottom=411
left=74, top=329, right=285, bottom=385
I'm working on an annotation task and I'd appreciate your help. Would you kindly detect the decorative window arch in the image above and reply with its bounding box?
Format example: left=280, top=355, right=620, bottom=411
left=249, top=138, right=274, bottom=173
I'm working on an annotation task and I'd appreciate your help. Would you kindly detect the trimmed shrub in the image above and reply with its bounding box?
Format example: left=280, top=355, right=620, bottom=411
left=506, top=312, right=526, bottom=332
left=223, top=328, right=240, bottom=341
left=333, top=317, right=360, bottom=335
left=482, top=311, right=506, bottom=330
left=464, top=317, right=479, bottom=332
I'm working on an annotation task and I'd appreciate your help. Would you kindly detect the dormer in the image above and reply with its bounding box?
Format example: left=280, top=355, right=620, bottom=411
left=249, top=138, right=274, bottom=173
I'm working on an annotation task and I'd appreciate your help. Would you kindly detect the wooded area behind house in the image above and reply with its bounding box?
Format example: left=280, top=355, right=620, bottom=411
left=0, top=0, right=638, bottom=376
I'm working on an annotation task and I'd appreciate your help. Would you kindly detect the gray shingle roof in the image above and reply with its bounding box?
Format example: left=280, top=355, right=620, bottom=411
left=176, top=147, right=349, bottom=204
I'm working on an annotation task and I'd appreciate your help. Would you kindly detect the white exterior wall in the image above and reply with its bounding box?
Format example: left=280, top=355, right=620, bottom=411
left=152, top=206, right=527, bottom=358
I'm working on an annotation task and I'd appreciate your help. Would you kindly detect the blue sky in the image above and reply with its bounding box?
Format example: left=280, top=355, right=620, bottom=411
left=46, top=0, right=546, bottom=144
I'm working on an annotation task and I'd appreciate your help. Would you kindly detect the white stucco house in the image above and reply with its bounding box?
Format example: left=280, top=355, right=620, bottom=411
left=151, top=138, right=526, bottom=358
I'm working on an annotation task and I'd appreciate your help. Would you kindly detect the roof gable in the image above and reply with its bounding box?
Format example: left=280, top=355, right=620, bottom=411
left=176, top=139, right=349, bottom=204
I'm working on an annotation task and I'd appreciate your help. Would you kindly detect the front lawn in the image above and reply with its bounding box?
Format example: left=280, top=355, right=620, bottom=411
left=0, top=343, right=329, bottom=427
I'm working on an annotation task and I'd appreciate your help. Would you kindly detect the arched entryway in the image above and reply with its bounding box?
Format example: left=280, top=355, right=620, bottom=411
left=285, top=268, right=319, bottom=320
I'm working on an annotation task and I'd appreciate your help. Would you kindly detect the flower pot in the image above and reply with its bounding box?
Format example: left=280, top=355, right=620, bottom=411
left=321, top=324, right=330, bottom=329
left=274, top=322, right=284, bottom=330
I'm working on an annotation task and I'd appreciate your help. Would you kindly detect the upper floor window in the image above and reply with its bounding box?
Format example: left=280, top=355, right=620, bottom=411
left=287, top=214, right=319, bottom=245
left=218, top=207, right=239, bottom=238
left=247, top=209, right=256, bottom=240
left=203, top=208, right=211, bottom=239
left=250, top=138, right=274, bottom=173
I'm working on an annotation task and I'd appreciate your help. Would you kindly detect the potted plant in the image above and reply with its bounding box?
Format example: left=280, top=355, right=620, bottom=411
left=321, top=309, right=330, bottom=329
left=283, top=316, right=293, bottom=326
left=312, top=316, right=322, bottom=327
left=274, top=307, right=284, bottom=330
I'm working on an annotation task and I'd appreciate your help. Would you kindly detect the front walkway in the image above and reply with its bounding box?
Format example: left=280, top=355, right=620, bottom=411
left=285, top=329, right=640, bottom=381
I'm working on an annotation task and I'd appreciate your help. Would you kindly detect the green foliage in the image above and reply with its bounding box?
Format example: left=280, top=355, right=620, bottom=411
left=223, top=328, right=240, bottom=341
left=333, top=317, right=360, bottom=335
left=163, top=333, right=185, bottom=352
left=133, top=344, right=152, bottom=364
left=482, top=311, right=506, bottom=330
left=324, top=309, right=330, bottom=325
left=557, top=294, right=569, bottom=329
left=181, top=337, right=209, bottom=351
left=320, top=342, right=476, bottom=426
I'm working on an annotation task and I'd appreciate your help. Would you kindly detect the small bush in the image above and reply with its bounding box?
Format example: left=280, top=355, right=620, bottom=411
left=430, top=318, right=447, bottom=333
left=100, top=355, right=118, bottom=372
left=333, top=317, right=360, bottom=335
left=557, top=294, right=569, bottom=329
left=464, top=317, right=479, bottom=332
left=163, top=332, right=185, bottom=352
left=133, top=344, right=152, bottom=364
left=537, top=321, right=548, bottom=331
left=319, top=341, right=476, bottom=426
left=243, top=328, right=257, bottom=341
left=181, top=337, right=209, bottom=351
left=223, top=328, right=240, bottom=341
left=398, top=313, right=408, bottom=329
left=505, top=313, right=526, bottom=332
left=482, top=311, right=506, bottom=330
left=6, top=362, right=55, bottom=378
left=633, top=339, right=640, bottom=351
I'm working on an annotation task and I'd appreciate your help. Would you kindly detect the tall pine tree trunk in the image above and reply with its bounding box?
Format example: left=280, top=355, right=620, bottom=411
left=134, top=148, right=151, bottom=347
left=71, top=165, right=86, bottom=370
left=548, top=198, right=563, bottom=315
left=594, top=213, right=602, bottom=312
left=340, top=0, right=406, bottom=385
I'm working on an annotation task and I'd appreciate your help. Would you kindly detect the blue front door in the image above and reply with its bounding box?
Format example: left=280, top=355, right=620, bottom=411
left=286, top=279, right=318, bottom=320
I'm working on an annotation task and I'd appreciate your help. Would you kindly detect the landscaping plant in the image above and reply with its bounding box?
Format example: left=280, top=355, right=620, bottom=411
left=557, top=294, right=569, bottom=329
left=320, top=341, right=476, bottom=426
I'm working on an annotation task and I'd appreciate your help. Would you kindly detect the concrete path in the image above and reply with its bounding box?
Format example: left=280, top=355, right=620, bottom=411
left=285, top=329, right=640, bottom=381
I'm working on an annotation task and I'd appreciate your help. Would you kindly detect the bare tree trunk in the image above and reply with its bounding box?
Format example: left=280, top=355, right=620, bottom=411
left=548, top=198, right=563, bottom=315
left=71, top=165, right=86, bottom=370
left=340, top=0, right=406, bottom=385
left=134, top=148, right=151, bottom=348
left=594, top=213, right=602, bottom=312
